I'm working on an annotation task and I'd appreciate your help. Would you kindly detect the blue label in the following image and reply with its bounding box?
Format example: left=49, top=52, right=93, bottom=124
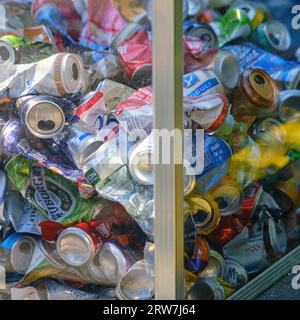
left=0, top=233, right=23, bottom=250
left=188, top=78, right=220, bottom=97
left=79, top=133, right=93, bottom=141
left=184, top=73, right=200, bottom=89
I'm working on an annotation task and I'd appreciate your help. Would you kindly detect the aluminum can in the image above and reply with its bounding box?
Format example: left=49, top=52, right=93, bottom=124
left=56, top=221, right=111, bottom=267
left=265, top=218, right=287, bottom=259
left=210, top=176, right=244, bottom=216
left=231, top=1, right=269, bottom=29
left=96, top=79, right=135, bottom=113
left=183, top=69, right=225, bottom=97
left=276, top=90, right=300, bottom=123
left=5, top=155, right=97, bottom=225
left=62, top=121, right=104, bottom=170
left=253, top=20, right=291, bottom=53
left=116, top=260, right=154, bottom=300
left=0, top=34, right=57, bottom=65
left=187, top=277, right=235, bottom=300
left=200, top=249, right=224, bottom=278
left=5, top=191, right=49, bottom=235
left=224, top=43, right=300, bottom=90
left=98, top=240, right=141, bottom=284
left=183, top=21, right=218, bottom=49
left=184, top=93, right=230, bottom=133
left=185, top=195, right=221, bottom=236
left=231, top=68, right=278, bottom=118
left=16, top=95, right=68, bottom=139
left=1, top=118, right=25, bottom=156
left=222, top=258, right=248, bottom=288
left=45, top=279, right=116, bottom=300
left=0, top=233, right=36, bottom=274
left=210, top=8, right=252, bottom=48
left=0, top=52, right=86, bottom=98
left=184, top=236, right=210, bottom=274
left=208, top=50, right=240, bottom=93
left=117, top=30, right=152, bottom=89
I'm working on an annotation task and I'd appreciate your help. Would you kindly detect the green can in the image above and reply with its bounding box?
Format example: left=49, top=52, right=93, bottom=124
left=0, top=34, right=57, bottom=65
left=210, top=8, right=253, bottom=48
left=5, top=155, right=97, bottom=225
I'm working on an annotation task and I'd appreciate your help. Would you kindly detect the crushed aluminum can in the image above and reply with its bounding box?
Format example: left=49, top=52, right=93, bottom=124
left=5, top=155, right=99, bottom=225
left=187, top=277, right=235, bottom=300
left=222, top=258, right=248, bottom=288
left=56, top=220, right=111, bottom=267
left=0, top=52, right=86, bottom=98
left=200, top=249, right=224, bottom=278
left=117, top=30, right=152, bottom=89
left=224, top=43, right=300, bottom=90
left=16, top=95, right=70, bottom=139
left=231, top=68, right=279, bottom=118
left=0, top=233, right=36, bottom=274
left=185, top=195, right=221, bottom=236
left=0, top=34, right=57, bottom=65
left=116, top=259, right=154, bottom=300
left=98, top=240, right=141, bottom=284
left=5, top=190, right=49, bottom=235
left=276, top=90, right=300, bottom=123
left=253, top=20, right=291, bottom=53
left=210, top=176, right=244, bottom=216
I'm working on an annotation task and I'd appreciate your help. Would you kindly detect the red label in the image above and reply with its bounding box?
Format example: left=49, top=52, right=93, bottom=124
left=75, top=92, right=104, bottom=117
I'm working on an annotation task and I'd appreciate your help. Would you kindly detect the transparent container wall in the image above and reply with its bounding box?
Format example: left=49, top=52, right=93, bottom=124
left=0, top=0, right=154, bottom=301
left=184, top=0, right=300, bottom=300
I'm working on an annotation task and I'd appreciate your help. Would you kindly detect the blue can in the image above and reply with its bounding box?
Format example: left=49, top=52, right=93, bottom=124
left=1, top=118, right=24, bottom=156
left=224, top=43, right=300, bottom=89
left=183, top=20, right=218, bottom=49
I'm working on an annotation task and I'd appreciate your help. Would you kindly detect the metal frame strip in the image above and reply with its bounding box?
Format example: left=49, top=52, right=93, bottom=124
left=153, top=0, right=185, bottom=300
left=228, top=245, right=300, bottom=300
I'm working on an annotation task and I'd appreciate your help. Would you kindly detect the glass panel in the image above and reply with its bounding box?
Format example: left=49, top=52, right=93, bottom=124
left=0, top=0, right=156, bottom=301
left=183, top=0, right=300, bottom=301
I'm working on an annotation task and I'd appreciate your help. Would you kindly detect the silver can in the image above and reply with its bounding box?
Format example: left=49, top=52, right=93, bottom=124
left=276, top=90, right=300, bottom=123
left=10, top=236, right=36, bottom=274
left=222, top=258, right=248, bottom=288
left=56, top=227, right=96, bottom=267
left=16, top=95, right=66, bottom=139
left=98, top=241, right=140, bottom=284
left=116, top=260, right=154, bottom=300
left=200, top=249, right=224, bottom=278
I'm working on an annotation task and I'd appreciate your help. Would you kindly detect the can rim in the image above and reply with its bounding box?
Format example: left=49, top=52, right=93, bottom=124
left=0, top=40, right=16, bottom=65
left=56, top=227, right=95, bottom=267
left=99, top=241, right=127, bottom=283
left=263, top=20, right=291, bottom=52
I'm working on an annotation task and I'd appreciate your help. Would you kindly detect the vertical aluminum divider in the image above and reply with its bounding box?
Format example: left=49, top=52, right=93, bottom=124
left=153, top=0, right=184, bottom=299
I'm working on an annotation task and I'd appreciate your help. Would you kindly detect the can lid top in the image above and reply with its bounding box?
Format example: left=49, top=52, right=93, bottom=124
left=57, top=227, right=95, bottom=267
left=264, top=20, right=291, bottom=52
left=243, top=68, right=278, bottom=108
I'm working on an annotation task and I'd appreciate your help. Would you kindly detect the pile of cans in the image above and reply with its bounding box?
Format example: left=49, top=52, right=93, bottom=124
left=0, top=0, right=300, bottom=300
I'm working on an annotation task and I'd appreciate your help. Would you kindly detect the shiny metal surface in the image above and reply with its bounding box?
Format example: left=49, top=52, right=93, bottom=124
left=153, top=0, right=184, bottom=300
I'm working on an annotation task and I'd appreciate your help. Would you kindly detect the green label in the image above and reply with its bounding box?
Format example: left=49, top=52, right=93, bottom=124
left=85, top=168, right=101, bottom=187
left=6, top=155, right=95, bottom=225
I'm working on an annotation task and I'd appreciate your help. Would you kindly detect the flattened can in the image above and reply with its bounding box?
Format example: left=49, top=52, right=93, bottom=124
left=1, top=118, right=25, bottom=156
left=222, top=258, right=248, bottom=288
left=5, top=155, right=97, bottom=225
left=16, top=95, right=67, bottom=139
